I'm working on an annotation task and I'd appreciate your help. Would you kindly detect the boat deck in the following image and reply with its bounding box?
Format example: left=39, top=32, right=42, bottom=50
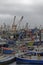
left=0, top=54, right=15, bottom=62
left=22, top=56, right=43, bottom=60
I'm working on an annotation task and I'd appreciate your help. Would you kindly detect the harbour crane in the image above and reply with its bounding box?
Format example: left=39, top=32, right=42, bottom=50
left=3, top=23, right=7, bottom=31
left=25, top=22, right=28, bottom=31
left=18, top=16, right=23, bottom=30
left=12, top=16, right=17, bottom=32
left=12, top=16, right=16, bottom=26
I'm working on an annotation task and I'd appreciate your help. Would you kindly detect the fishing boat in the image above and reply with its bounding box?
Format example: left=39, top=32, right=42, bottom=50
left=0, top=55, right=15, bottom=65
left=0, top=38, right=16, bottom=65
left=15, top=30, right=43, bottom=63
left=16, top=50, right=43, bottom=64
left=2, top=47, right=16, bottom=54
left=15, top=33, right=43, bottom=65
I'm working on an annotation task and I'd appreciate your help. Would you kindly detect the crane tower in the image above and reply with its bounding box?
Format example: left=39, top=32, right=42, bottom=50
left=12, top=16, right=17, bottom=32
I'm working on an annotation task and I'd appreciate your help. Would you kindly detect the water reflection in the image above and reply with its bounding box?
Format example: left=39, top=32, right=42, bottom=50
left=0, top=62, right=42, bottom=65
left=9, top=62, right=41, bottom=65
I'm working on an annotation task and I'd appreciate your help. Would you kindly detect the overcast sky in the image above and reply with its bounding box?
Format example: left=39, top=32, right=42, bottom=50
left=0, top=0, right=43, bottom=28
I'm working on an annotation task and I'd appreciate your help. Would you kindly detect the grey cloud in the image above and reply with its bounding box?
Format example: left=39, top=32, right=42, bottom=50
left=0, top=0, right=43, bottom=28
left=0, top=0, right=43, bottom=15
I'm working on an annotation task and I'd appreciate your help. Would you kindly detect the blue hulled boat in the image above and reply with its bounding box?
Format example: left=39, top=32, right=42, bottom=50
left=16, top=57, right=43, bottom=64
left=0, top=37, right=16, bottom=65
left=16, top=51, right=43, bottom=64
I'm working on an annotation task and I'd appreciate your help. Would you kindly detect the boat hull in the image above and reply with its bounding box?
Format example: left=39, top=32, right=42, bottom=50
left=0, top=56, right=16, bottom=65
left=16, top=57, right=43, bottom=64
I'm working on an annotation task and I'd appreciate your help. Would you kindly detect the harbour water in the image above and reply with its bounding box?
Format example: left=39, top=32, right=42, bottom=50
left=8, top=62, right=40, bottom=65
